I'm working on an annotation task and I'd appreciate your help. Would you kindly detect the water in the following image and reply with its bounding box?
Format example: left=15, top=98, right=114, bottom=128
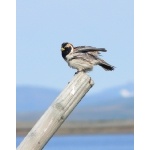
left=17, top=134, right=134, bottom=150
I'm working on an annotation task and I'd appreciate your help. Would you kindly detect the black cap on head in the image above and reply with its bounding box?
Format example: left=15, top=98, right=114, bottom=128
left=61, top=42, right=69, bottom=48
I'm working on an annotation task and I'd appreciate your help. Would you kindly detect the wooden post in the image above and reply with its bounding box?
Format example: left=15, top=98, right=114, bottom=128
left=17, top=72, right=94, bottom=150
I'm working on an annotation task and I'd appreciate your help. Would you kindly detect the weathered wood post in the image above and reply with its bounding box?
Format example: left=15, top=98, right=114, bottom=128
left=17, top=72, right=94, bottom=150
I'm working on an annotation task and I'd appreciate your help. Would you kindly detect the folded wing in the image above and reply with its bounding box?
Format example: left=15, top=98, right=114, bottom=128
left=74, top=46, right=107, bottom=53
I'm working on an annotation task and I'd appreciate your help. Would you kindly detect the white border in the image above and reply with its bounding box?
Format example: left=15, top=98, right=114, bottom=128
left=0, top=0, right=16, bottom=149
left=135, top=0, right=150, bottom=149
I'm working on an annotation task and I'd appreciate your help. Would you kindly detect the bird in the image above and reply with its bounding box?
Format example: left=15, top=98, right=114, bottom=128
left=61, top=42, right=115, bottom=73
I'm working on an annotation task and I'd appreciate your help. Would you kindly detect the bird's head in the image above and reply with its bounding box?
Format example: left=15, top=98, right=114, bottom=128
left=61, top=42, right=73, bottom=52
left=61, top=42, right=74, bottom=59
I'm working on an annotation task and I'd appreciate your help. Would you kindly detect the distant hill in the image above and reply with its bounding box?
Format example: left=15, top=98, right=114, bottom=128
left=16, top=86, right=60, bottom=112
left=16, top=82, right=134, bottom=121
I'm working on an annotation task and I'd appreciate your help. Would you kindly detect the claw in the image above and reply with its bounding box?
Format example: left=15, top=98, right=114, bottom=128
left=74, top=71, right=79, bottom=75
left=74, top=70, right=85, bottom=75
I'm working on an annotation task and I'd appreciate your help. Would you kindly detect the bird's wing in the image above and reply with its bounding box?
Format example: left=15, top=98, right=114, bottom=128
left=68, top=52, right=99, bottom=62
left=74, top=46, right=107, bottom=53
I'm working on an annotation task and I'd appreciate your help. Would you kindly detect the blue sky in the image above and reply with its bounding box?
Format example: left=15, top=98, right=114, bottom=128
left=16, top=0, right=134, bottom=94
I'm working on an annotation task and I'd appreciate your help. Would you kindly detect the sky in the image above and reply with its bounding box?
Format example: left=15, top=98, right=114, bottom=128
left=16, top=0, right=134, bottom=94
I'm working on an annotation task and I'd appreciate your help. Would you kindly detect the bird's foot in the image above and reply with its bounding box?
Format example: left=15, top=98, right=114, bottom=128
left=74, top=70, right=85, bottom=75
left=74, top=71, right=79, bottom=75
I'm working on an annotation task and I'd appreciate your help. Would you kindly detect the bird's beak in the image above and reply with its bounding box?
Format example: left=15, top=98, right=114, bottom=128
left=61, top=47, right=65, bottom=51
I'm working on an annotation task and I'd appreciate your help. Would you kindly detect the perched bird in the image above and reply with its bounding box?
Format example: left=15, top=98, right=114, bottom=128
left=61, top=42, right=115, bottom=73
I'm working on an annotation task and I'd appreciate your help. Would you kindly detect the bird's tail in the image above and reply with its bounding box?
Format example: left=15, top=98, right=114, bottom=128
left=98, top=59, right=115, bottom=71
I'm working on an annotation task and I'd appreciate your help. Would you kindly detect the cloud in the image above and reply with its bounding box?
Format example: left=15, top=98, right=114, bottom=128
left=120, top=89, right=133, bottom=98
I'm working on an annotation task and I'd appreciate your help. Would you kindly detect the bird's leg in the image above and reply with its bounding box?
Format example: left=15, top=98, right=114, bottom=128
left=74, top=71, right=80, bottom=75
left=74, top=69, right=85, bottom=75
